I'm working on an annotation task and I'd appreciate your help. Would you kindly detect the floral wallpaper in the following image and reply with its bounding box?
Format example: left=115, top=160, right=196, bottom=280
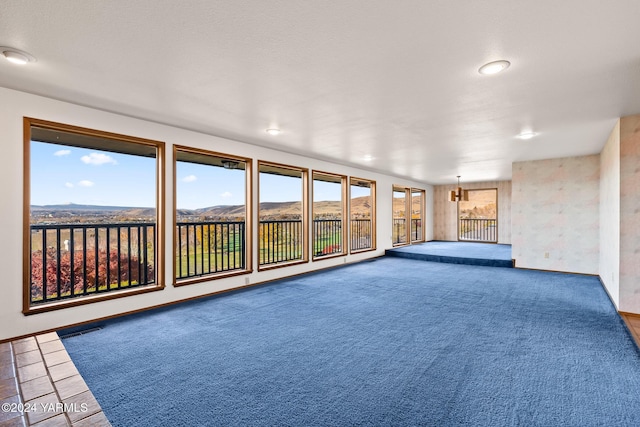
left=599, top=120, right=620, bottom=307
left=512, top=156, right=600, bottom=274
left=619, top=115, right=640, bottom=313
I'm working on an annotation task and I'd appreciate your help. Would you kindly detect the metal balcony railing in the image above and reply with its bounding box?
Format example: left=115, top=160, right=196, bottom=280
left=459, top=218, right=497, bottom=242
left=351, top=218, right=372, bottom=251
left=392, top=218, right=407, bottom=245
left=29, top=223, right=156, bottom=305
left=29, top=216, right=387, bottom=303
left=259, top=220, right=303, bottom=266
left=176, top=221, right=245, bottom=279
left=411, top=218, right=422, bottom=242
left=313, top=219, right=342, bottom=257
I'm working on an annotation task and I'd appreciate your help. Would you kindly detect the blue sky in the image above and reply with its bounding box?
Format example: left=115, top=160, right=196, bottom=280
left=31, top=141, right=156, bottom=207
left=32, top=141, right=371, bottom=209
left=177, top=161, right=246, bottom=209
left=350, top=185, right=370, bottom=199
left=313, top=179, right=341, bottom=202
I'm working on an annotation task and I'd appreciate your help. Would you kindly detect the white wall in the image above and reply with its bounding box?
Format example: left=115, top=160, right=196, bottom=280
left=432, top=181, right=512, bottom=244
left=599, top=120, right=620, bottom=307
left=0, top=87, right=433, bottom=341
left=512, top=156, right=600, bottom=274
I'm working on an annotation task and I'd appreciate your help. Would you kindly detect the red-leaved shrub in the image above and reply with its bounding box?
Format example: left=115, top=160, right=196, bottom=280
left=30, top=248, right=154, bottom=301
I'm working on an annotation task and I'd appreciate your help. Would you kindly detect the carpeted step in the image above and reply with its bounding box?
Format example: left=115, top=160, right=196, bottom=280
left=385, top=248, right=514, bottom=268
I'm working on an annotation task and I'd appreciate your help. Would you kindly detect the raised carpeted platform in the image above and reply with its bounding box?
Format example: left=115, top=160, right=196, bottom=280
left=386, top=240, right=513, bottom=267
left=62, top=257, right=640, bottom=426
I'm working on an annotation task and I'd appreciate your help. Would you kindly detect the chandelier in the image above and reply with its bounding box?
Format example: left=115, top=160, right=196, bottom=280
left=450, top=176, right=469, bottom=202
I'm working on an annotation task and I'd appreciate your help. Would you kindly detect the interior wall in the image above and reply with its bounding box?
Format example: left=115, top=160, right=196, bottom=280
left=599, top=120, right=620, bottom=307
left=433, top=181, right=512, bottom=244
left=619, top=114, right=640, bottom=313
left=0, top=87, right=433, bottom=341
left=512, top=155, right=600, bottom=274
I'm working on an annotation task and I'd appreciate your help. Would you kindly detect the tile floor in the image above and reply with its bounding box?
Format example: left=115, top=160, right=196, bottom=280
left=0, top=333, right=110, bottom=426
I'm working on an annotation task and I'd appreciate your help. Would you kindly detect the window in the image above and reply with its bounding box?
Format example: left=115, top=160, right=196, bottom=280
left=350, top=178, right=376, bottom=252
left=458, top=188, right=498, bottom=243
left=174, top=146, right=252, bottom=285
left=392, top=186, right=410, bottom=246
left=312, top=171, right=347, bottom=259
left=411, top=188, right=425, bottom=242
left=258, top=162, right=309, bottom=269
left=24, top=118, right=165, bottom=314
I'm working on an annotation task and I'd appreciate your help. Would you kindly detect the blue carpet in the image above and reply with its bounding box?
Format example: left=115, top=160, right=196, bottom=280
left=62, top=257, right=640, bottom=426
left=386, top=241, right=513, bottom=267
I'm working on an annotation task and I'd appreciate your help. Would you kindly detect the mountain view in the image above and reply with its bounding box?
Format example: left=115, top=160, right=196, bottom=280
left=392, top=196, right=424, bottom=216
left=30, top=196, right=375, bottom=224
left=458, top=190, right=497, bottom=219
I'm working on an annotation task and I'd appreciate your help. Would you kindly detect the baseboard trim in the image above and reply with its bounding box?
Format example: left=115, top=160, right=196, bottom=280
left=596, top=275, right=619, bottom=311
left=592, top=277, right=640, bottom=351
left=514, top=266, right=598, bottom=277
left=618, top=312, right=640, bottom=350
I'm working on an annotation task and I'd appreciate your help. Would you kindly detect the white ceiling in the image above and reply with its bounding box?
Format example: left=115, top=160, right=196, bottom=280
left=1, top=0, right=640, bottom=184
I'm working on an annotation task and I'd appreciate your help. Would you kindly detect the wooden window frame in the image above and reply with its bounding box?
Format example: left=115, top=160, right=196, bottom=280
left=23, top=117, right=166, bottom=315
left=392, top=185, right=411, bottom=247
left=349, top=177, right=377, bottom=254
left=173, top=145, right=253, bottom=287
left=411, top=188, right=426, bottom=243
left=257, top=161, right=309, bottom=271
left=311, top=171, right=348, bottom=261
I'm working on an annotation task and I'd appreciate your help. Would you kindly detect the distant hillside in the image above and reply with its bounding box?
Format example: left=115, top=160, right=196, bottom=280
left=312, top=201, right=341, bottom=216
left=120, top=208, right=156, bottom=217
left=30, top=203, right=157, bottom=224
left=195, top=196, right=375, bottom=219
left=350, top=195, right=372, bottom=214
left=392, top=195, right=424, bottom=214
left=195, top=204, right=248, bottom=218
left=459, top=189, right=497, bottom=218
left=31, top=203, right=141, bottom=211
left=31, top=195, right=377, bottom=220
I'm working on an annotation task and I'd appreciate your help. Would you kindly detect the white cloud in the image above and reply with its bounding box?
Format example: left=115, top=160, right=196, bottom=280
left=182, top=175, right=197, bottom=183
left=54, top=149, right=71, bottom=157
left=78, top=180, right=94, bottom=187
left=220, top=191, right=232, bottom=198
left=80, top=153, right=117, bottom=165
left=64, top=182, right=74, bottom=188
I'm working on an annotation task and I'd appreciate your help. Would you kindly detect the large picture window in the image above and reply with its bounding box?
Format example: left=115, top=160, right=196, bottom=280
left=458, top=188, right=498, bottom=243
left=24, top=118, right=165, bottom=314
left=174, top=146, right=252, bottom=285
left=312, top=171, right=347, bottom=259
left=258, top=162, right=308, bottom=269
left=350, top=178, right=376, bottom=252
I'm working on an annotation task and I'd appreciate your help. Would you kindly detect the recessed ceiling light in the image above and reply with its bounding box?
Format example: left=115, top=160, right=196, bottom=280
left=363, top=155, right=374, bottom=161
left=266, top=128, right=281, bottom=136
left=478, top=60, right=510, bottom=75
left=1, top=47, right=36, bottom=65
left=516, top=131, right=538, bottom=140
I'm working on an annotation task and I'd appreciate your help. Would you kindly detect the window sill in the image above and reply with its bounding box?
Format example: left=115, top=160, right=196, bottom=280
left=23, top=283, right=165, bottom=315
left=174, top=269, right=252, bottom=287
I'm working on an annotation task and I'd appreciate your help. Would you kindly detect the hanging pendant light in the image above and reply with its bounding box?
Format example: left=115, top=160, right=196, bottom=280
left=450, top=176, right=469, bottom=202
